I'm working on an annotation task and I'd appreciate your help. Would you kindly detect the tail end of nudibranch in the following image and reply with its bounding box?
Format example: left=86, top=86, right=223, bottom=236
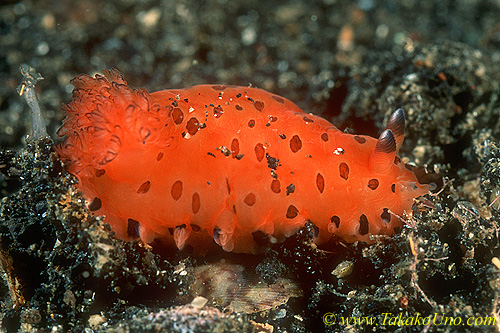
left=56, top=69, right=174, bottom=177
left=385, top=108, right=405, bottom=152
left=369, top=129, right=397, bottom=174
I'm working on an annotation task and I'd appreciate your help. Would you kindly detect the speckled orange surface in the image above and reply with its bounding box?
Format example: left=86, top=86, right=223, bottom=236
left=57, top=70, right=428, bottom=253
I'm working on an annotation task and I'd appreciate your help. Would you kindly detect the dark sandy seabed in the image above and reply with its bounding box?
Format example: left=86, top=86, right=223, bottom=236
left=2, top=0, right=500, bottom=332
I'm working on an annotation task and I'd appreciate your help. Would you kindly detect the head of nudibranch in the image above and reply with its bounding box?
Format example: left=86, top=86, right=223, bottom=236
left=320, top=108, right=432, bottom=245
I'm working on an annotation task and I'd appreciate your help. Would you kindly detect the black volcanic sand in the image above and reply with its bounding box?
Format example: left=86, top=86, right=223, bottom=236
left=2, top=0, right=500, bottom=332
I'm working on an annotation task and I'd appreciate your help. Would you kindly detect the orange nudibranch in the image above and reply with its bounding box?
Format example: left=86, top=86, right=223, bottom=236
left=57, top=69, right=430, bottom=253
